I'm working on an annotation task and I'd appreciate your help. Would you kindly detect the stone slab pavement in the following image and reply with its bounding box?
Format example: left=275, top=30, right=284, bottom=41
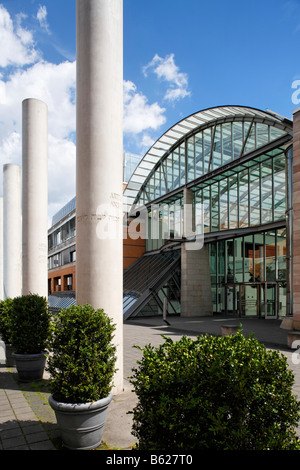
left=1, top=314, right=300, bottom=450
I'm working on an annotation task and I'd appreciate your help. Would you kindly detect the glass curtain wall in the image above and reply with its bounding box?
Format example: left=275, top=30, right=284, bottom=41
left=138, top=120, right=287, bottom=205
left=208, top=228, right=286, bottom=317
left=146, top=197, right=184, bottom=252
left=145, top=151, right=286, bottom=253
left=193, top=152, right=286, bottom=236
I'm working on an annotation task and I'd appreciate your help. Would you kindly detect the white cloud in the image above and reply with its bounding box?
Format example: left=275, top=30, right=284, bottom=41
left=123, top=80, right=166, bottom=133
left=143, top=53, right=191, bottom=103
left=48, top=134, right=76, bottom=221
left=36, top=5, right=50, bottom=33
left=140, top=133, right=155, bottom=150
left=0, top=5, right=172, bottom=223
left=0, top=60, right=76, bottom=222
left=0, top=5, right=39, bottom=67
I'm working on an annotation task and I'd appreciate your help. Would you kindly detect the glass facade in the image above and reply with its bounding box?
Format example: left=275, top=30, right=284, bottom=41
left=194, top=149, right=286, bottom=234
left=208, top=228, right=286, bottom=318
left=130, top=109, right=292, bottom=319
left=137, top=120, right=287, bottom=206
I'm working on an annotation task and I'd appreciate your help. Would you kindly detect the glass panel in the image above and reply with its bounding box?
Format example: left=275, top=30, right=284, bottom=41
left=265, top=231, right=276, bottom=281
left=249, top=164, right=260, bottom=226
left=211, top=182, right=219, bottom=232
left=244, top=235, right=253, bottom=282
left=194, top=191, right=203, bottom=235
left=243, top=121, right=251, bottom=141
left=174, top=199, right=182, bottom=238
left=217, top=240, right=224, bottom=281
left=222, top=123, right=232, bottom=164
left=173, top=148, right=180, bottom=190
left=203, top=187, right=210, bottom=233
left=219, top=178, right=228, bottom=230
left=146, top=212, right=153, bottom=251
left=187, top=136, right=195, bottom=182
left=278, top=283, right=286, bottom=317
left=265, top=284, right=276, bottom=318
left=203, top=127, right=212, bottom=174
left=212, top=125, right=222, bottom=170
left=148, top=175, right=155, bottom=202
left=229, top=175, right=238, bottom=229
left=244, top=122, right=255, bottom=154
left=235, top=237, right=243, bottom=283
left=254, top=233, right=264, bottom=282
left=256, top=123, right=269, bottom=148
left=261, top=159, right=273, bottom=223
left=270, top=126, right=286, bottom=141
left=154, top=167, right=161, bottom=199
left=161, top=164, right=166, bottom=195
left=273, top=153, right=286, bottom=221
left=239, top=169, right=249, bottom=227
left=165, top=154, right=173, bottom=192
left=241, top=285, right=258, bottom=316
left=195, top=132, right=203, bottom=178
left=169, top=202, right=175, bottom=239
left=277, top=228, right=286, bottom=282
left=161, top=203, right=170, bottom=242
left=226, top=284, right=235, bottom=312
left=226, top=239, right=234, bottom=283
left=233, top=122, right=243, bottom=159
left=180, top=143, right=186, bottom=187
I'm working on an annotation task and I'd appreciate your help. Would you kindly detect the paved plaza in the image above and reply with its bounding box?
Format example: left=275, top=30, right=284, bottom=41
left=1, top=315, right=300, bottom=450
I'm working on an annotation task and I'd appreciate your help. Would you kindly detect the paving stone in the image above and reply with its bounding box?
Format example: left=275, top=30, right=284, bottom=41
left=26, top=431, right=50, bottom=444
left=29, top=440, right=55, bottom=450
left=2, top=434, right=27, bottom=449
left=21, top=423, right=44, bottom=435
left=0, top=426, right=23, bottom=440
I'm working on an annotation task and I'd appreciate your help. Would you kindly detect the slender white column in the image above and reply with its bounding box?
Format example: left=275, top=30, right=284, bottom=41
left=0, top=197, right=3, bottom=300
left=22, top=98, right=48, bottom=298
left=76, top=0, right=124, bottom=393
left=3, top=164, right=22, bottom=299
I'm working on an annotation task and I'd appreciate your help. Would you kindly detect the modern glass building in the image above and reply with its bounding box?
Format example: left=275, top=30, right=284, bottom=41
left=49, top=105, right=299, bottom=325
left=123, top=105, right=293, bottom=321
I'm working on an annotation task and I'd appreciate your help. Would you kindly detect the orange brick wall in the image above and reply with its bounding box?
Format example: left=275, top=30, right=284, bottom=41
left=48, top=226, right=146, bottom=294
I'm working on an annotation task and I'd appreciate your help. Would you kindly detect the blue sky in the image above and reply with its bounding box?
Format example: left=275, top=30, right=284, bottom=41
left=0, top=0, right=299, bottom=222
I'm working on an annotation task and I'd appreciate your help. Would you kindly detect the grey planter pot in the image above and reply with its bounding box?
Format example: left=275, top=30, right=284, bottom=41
left=5, top=344, right=15, bottom=367
left=12, top=352, right=46, bottom=382
left=48, top=392, right=113, bottom=450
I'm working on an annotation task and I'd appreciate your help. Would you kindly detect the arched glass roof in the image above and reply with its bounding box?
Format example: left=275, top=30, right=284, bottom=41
left=123, top=105, right=292, bottom=212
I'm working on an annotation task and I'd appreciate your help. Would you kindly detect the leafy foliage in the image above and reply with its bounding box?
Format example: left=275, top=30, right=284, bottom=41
left=130, top=330, right=300, bottom=450
left=47, top=304, right=117, bottom=404
left=10, top=294, right=51, bottom=354
left=0, top=298, right=14, bottom=344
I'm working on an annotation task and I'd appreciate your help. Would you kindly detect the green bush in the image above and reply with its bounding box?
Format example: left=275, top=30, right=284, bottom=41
left=130, top=331, right=300, bottom=450
left=10, top=294, right=51, bottom=354
left=47, top=304, right=117, bottom=404
left=0, top=298, right=14, bottom=344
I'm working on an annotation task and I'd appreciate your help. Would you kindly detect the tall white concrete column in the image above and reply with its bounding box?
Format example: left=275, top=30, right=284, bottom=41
left=76, top=0, right=124, bottom=393
left=3, top=164, right=22, bottom=299
left=22, top=98, right=48, bottom=298
left=0, top=197, right=3, bottom=300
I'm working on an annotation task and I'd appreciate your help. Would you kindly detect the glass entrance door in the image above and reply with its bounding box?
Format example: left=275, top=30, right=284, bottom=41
left=265, top=283, right=277, bottom=319
left=239, top=284, right=258, bottom=317
left=238, top=283, right=278, bottom=318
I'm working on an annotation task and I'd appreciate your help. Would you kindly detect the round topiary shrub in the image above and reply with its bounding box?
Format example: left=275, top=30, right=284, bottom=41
left=47, top=304, right=117, bottom=404
left=0, top=298, right=14, bottom=344
left=130, top=330, right=300, bottom=450
left=10, top=294, right=51, bottom=354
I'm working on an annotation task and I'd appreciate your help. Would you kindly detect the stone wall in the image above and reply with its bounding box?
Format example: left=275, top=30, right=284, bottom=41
left=293, top=107, right=300, bottom=329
